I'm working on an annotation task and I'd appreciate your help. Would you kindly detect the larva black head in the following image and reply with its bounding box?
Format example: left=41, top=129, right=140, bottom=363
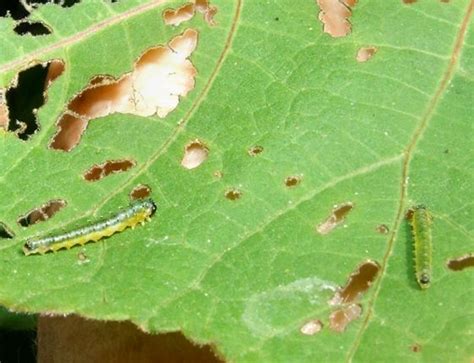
left=419, top=273, right=431, bottom=289
left=23, top=243, right=33, bottom=255
left=148, top=199, right=157, bottom=216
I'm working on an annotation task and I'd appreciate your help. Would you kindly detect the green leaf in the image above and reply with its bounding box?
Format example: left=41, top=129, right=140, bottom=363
left=1, top=0, right=473, bottom=361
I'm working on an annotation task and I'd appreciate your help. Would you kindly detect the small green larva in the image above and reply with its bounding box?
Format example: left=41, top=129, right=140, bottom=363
left=23, top=199, right=156, bottom=256
left=408, top=205, right=433, bottom=289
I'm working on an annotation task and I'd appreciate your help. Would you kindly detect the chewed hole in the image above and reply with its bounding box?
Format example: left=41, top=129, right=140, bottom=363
left=316, top=0, right=357, bottom=38
left=6, top=59, right=64, bottom=140
left=376, top=224, right=389, bottom=234
left=447, top=254, right=474, bottom=271
left=181, top=140, right=209, bottom=170
left=14, top=21, right=52, bottom=36
left=45, top=59, right=65, bottom=87
left=285, top=175, right=301, bottom=187
left=17, top=199, right=67, bottom=227
left=225, top=188, right=242, bottom=201
left=195, top=0, right=218, bottom=24
left=213, top=170, right=223, bottom=179
left=83, top=159, right=136, bottom=182
left=49, top=29, right=198, bottom=152
left=1, top=0, right=82, bottom=21
left=329, top=304, right=362, bottom=333
left=356, top=47, right=377, bottom=62
left=316, top=202, right=354, bottom=235
left=0, top=1, right=29, bottom=20
left=0, top=222, right=14, bottom=239
left=130, top=184, right=152, bottom=200
left=300, top=320, right=323, bottom=335
left=247, top=145, right=263, bottom=156
left=163, top=3, right=195, bottom=26
left=330, top=260, right=380, bottom=305
left=163, top=0, right=217, bottom=26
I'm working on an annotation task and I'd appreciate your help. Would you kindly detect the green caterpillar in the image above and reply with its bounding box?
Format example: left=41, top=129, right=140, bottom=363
left=23, top=199, right=156, bottom=256
left=408, top=205, right=433, bottom=289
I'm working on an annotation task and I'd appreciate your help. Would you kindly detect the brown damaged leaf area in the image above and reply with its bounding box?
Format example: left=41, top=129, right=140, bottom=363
left=316, top=0, right=358, bottom=38
left=316, top=202, right=353, bottom=235
left=45, top=59, right=65, bottom=88
left=163, top=0, right=217, bottom=27
left=225, top=188, right=242, bottom=201
left=331, top=260, right=380, bottom=305
left=130, top=184, right=152, bottom=200
left=181, top=139, right=209, bottom=169
left=356, top=47, right=377, bottom=62
left=328, top=260, right=379, bottom=333
left=284, top=175, right=301, bottom=187
left=163, top=3, right=195, bottom=26
left=329, top=304, right=362, bottom=332
left=447, top=254, right=474, bottom=271
left=195, top=0, right=218, bottom=25
left=50, top=29, right=199, bottom=152
left=17, top=199, right=67, bottom=227
left=83, top=159, right=136, bottom=182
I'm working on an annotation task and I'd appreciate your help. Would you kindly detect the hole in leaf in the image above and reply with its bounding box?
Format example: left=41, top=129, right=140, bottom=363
left=181, top=140, right=208, bottom=169
left=18, top=199, right=67, bottom=227
left=0, top=2, right=29, bottom=20
left=316, top=202, right=354, bottom=235
left=49, top=29, right=198, bottom=151
left=300, top=319, right=323, bottom=335
left=163, top=0, right=217, bottom=27
left=83, top=159, right=136, bottom=182
left=163, top=3, right=195, bottom=26
left=316, top=0, right=357, bottom=38
left=6, top=59, right=64, bottom=140
left=356, top=47, right=377, bottom=62
left=285, top=175, right=301, bottom=187
left=213, top=170, right=223, bottom=179
left=330, top=260, right=380, bottom=305
left=376, top=224, right=389, bottom=234
left=248, top=145, right=263, bottom=156
left=45, top=59, right=65, bottom=86
left=328, top=304, right=361, bottom=332
left=195, top=0, right=218, bottom=25
left=0, top=222, right=14, bottom=239
left=447, top=254, right=474, bottom=271
left=49, top=113, right=87, bottom=151
left=1, top=0, right=87, bottom=21
left=14, top=21, right=52, bottom=36
left=130, top=184, right=152, bottom=200
left=225, top=188, right=241, bottom=201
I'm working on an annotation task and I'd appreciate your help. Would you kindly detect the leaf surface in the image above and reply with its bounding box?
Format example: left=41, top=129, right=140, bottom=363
left=0, top=1, right=473, bottom=361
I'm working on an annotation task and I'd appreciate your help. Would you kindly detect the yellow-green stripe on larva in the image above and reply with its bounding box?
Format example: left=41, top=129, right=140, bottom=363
left=23, top=199, right=156, bottom=256
left=409, top=205, right=433, bottom=289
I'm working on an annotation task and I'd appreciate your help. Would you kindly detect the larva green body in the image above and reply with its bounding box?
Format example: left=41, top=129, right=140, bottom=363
left=409, top=205, right=432, bottom=289
left=23, top=199, right=156, bottom=256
